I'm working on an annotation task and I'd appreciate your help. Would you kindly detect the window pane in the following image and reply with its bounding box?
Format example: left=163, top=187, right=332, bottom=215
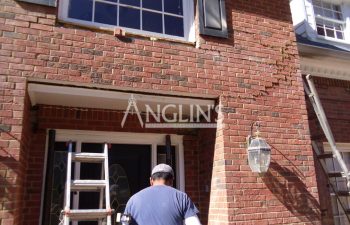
left=164, top=16, right=183, bottom=37
left=333, top=5, right=341, bottom=12
left=142, top=11, right=162, bottom=33
left=120, top=0, right=140, bottom=7
left=324, top=9, right=333, bottom=18
left=337, top=32, right=344, bottom=40
left=335, top=12, right=343, bottom=20
left=317, top=26, right=325, bottom=36
left=68, top=0, right=92, bottom=21
left=164, top=0, right=183, bottom=15
left=143, top=0, right=162, bottom=11
left=313, top=0, right=321, bottom=6
left=314, top=7, right=322, bottom=16
left=119, top=6, right=140, bottom=29
left=323, top=2, right=332, bottom=10
left=94, top=2, right=118, bottom=25
left=326, top=29, right=335, bottom=38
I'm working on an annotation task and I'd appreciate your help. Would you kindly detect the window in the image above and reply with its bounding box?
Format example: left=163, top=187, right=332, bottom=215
left=313, top=0, right=345, bottom=40
left=59, top=0, right=194, bottom=41
left=324, top=143, right=350, bottom=225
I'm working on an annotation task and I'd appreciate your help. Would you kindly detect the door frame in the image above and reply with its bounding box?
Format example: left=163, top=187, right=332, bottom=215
left=39, top=129, right=185, bottom=225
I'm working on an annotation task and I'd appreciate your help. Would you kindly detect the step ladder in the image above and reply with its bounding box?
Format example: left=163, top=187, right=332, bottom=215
left=61, top=142, right=112, bottom=225
left=304, top=75, right=350, bottom=222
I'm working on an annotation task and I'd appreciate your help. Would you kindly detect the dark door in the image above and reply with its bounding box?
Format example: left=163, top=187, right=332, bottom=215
left=43, top=142, right=76, bottom=225
left=44, top=142, right=151, bottom=225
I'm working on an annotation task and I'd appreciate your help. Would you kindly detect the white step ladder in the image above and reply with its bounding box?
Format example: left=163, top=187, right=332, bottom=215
left=61, top=142, right=112, bottom=225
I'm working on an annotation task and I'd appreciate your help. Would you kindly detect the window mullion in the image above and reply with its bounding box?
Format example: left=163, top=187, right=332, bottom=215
left=116, top=0, right=119, bottom=26
left=92, top=0, right=95, bottom=22
left=161, top=0, right=165, bottom=34
left=140, top=0, right=142, bottom=31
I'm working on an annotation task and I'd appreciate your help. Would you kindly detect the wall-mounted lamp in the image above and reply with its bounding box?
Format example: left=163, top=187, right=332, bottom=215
left=247, top=122, right=271, bottom=173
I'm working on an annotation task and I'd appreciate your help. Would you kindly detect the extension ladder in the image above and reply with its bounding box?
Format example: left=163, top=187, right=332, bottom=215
left=62, top=142, right=112, bottom=225
left=304, top=75, right=350, bottom=222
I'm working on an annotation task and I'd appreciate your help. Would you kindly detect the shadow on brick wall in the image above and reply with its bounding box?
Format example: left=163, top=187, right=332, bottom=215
left=262, top=162, right=321, bottom=223
left=0, top=151, right=18, bottom=213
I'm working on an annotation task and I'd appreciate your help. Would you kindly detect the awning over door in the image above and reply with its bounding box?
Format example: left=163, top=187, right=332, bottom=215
left=28, top=83, right=216, bottom=115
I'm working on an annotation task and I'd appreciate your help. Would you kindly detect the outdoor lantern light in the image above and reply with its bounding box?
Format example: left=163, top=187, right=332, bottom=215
left=247, top=122, right=271, bottom=173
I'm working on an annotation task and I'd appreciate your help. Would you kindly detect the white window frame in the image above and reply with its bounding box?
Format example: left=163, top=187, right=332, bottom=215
left=39, top=129, right=185, bottom=225
left=311, top=0, right=350, bottom=44
left=58, top=0, right=195, bottom=42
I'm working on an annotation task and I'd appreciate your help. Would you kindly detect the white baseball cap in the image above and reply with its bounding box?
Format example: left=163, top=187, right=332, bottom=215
left=151, top=164, right=174, bottom=176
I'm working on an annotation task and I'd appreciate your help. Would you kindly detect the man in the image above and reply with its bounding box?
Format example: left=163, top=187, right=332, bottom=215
left=123, top=164, right=201, bottom=225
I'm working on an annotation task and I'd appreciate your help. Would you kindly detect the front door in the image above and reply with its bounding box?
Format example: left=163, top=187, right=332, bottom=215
left=43, top=142, right=151, bottom=225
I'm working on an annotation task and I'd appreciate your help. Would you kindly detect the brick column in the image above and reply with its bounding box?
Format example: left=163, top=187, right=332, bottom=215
left=0, top=82, right=31, bottom=225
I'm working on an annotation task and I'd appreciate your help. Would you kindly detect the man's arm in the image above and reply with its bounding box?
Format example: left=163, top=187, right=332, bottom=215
left=184, top=215, right=202, bottom=225
left=182, top=193, right=201, bottom=225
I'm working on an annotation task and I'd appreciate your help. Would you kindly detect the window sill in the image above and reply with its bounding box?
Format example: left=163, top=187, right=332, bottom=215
left=57, top=17, right=196, bottom=46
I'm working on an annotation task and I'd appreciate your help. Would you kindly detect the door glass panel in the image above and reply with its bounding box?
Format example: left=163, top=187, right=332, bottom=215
left=108, top=144, right=151, bottom=212
left=46, top=142, right=76, bottom=225
left=109, top=164, right=131, bottom=213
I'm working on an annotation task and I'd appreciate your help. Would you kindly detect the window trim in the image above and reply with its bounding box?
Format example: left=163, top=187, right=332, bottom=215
left=311, top=0, right=350, bottom=44
left=58, top=0, right=195, bottom=42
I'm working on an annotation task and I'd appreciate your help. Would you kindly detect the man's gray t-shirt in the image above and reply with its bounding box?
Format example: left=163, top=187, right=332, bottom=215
left=124, top=185, right=199, bottom=225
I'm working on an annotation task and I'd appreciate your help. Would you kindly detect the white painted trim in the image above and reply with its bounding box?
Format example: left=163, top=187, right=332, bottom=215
left=178, top=137, right=185, bottom=191
left=58, top=0, right=195, bottom=42
left=151, top=143, right=157, bottom=170
left=27, top=78, right=218, bottom=99
left=323, top=142, right=350, bottom=152
left=299, top=57, right=350, bottom=81
left=55, top=129, right=184, bottom=145
left=27, top=83, right=215, bottom=111
left=184, top=0, right=195, bottom=43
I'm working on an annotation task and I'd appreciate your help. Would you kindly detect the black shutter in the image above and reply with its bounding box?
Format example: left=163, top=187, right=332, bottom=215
left=17, top=0, right=57, bottom=7
left=199, top=0, right=228, bottom=38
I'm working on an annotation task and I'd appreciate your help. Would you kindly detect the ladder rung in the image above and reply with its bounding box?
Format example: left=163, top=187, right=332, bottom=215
left=317, top=153, right=333, bottom=159
left=72, top=153, right=105, bottom=163
left=336, top=191, right=350, bottom=196
left=67, top=209, right=111, bottom=220
left=328, top=172, right=344, bottom=178
left=71, top=180, right=106, bottom=191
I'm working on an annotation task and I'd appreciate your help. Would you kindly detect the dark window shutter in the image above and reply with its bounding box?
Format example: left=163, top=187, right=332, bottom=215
left=199, top=0, right=228, bottom=38
left=17, top=0, right=57, bottom=7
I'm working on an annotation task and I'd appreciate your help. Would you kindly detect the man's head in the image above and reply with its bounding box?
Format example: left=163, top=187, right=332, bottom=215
left=150, top=164, right=174, bottom=186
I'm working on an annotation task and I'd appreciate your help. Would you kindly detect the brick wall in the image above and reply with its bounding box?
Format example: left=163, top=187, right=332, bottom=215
left=306, top=76, right=350, bottom=225
left=0, top=0, right=322, bottom=224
